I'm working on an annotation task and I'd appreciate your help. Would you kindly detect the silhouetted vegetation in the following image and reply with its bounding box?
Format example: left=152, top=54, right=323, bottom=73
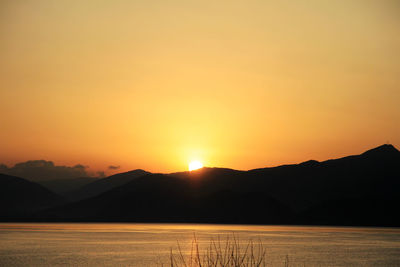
left=165, top=235, right=285, bottom=267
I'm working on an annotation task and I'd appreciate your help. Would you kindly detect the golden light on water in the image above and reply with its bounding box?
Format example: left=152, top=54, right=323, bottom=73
left=189, top=161, right=203, bottom=171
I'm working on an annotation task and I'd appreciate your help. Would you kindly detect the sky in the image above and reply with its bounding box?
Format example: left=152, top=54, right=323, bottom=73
left=1, top=0, right=399, bottom=174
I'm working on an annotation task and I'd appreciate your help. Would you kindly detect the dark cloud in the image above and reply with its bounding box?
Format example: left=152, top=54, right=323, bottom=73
left=108, top=165, right=120, bottom=170
left=0, top=160, right=91, bottom=181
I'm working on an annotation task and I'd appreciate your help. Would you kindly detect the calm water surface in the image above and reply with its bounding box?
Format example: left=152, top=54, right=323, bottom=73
left=0, top=223, right=399, bottom=266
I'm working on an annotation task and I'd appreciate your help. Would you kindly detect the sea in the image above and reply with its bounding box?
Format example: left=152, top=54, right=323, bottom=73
left=0, top=223, right=399, bottom=266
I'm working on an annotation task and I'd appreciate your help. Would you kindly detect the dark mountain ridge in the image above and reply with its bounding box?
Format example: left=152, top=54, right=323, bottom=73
left=3, top=144, right=400, bottom=226
left=37, top=144, right=400, bottom=226
left=0, top=173, right=64, bottom=219
left=39, top=177, right=98, bottom=196
left=66, top=169, right=151, bottom=201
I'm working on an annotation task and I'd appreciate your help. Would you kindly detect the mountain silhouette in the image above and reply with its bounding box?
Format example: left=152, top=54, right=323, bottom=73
left=40, top=172, right=291, bottom=224
left=361, top=144, right=399, bottom=157
left=66, top=169, right=151, bottom=201
left=0, top=173, right=64, bottom=219
left=4, top=144, right=400, bottom=226
left=36, top=144, right=400, bottom=226
left=39, top=177, right=98, bottom=196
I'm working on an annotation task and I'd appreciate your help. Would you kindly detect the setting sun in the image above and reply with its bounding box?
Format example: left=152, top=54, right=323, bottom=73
left=189, top=161, right=203, bottom=171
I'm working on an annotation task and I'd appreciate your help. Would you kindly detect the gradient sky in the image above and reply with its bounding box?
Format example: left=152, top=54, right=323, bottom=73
left=1, top=0, right=399, bottom=174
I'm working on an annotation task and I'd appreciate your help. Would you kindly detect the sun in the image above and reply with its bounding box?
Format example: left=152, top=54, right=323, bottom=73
left=189, top=160, right=203, bottom=171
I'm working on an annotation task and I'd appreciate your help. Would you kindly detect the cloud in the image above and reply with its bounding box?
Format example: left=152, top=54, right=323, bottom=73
left=108, top=165, right=120, bottom=170
left=0, top=160, right=91, bottom=181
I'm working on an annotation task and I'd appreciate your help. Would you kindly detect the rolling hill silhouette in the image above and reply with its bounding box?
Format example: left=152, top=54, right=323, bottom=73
left=36, top=144, right=400, bottom=226
left=0, top=173, right=64, bottom=219
left=39, top=177, right=98, bottom=196
left=2, top=144, right=399, bottom=226
left=66, top=169, right=151, bottom=201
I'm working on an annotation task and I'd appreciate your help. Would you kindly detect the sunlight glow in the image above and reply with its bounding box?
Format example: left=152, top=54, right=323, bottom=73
left=189, top=161, right=203, bottom=171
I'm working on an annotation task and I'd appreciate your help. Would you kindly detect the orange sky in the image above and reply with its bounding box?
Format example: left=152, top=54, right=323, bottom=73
left=1, top=0, right=399, bottom=174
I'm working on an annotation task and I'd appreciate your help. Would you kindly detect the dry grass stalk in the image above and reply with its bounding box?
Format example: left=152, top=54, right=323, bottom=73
left=167, top=234, right=285, bottom=267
